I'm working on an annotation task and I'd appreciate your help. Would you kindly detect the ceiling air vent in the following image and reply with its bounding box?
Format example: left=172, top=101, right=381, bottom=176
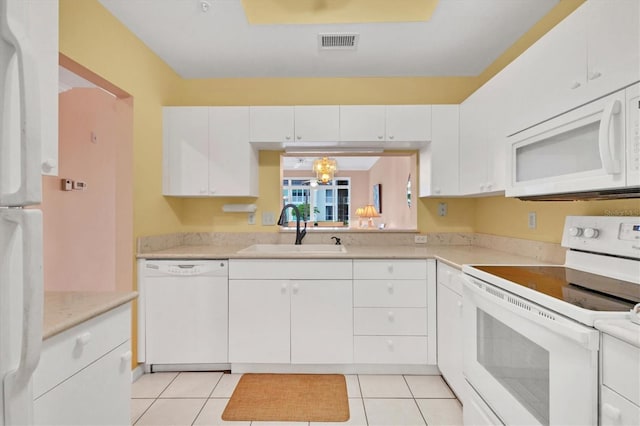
left=318, top=33, right=359, bottom=50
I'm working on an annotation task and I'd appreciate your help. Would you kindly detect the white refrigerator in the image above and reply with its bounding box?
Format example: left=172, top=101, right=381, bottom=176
left=1, top=0, right=56, bottom=424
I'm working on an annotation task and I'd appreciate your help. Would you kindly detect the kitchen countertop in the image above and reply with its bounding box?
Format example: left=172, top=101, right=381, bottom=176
left=43, top=291, right=137, bottom=340
left=138, top=243, right=558, bottom=269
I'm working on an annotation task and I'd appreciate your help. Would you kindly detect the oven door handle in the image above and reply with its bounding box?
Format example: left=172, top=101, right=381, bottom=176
left=463, top=276, right=599, bottom=351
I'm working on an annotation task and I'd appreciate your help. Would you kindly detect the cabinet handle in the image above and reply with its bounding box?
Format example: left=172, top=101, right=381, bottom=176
left=199, top=189, right=207, bottom=194
left=570, top=81, right=581, bottom=90
left=281, top=283, right=287, bottom=293
left=479, top=184, right=485, bottom=191
left=387, top=282, right=394, bottom=293
left=602, top=403, right=621, bottom=420
left=387, top=340, right=394, bottom=350
left=486, top=182, right=493, bottom=191
left=292, top=283, right=299, bottom=294
left=41, top=159, right=57, bottom=174
left=434, top=188, right=441, bottom=194
left=285, top=135, right=291, bottom=140
left=296, top=135, right=302, bottom=140
left=588, top=71, right=602, bottom=81
left=387, top=264, right=394, bottom=274
left=457, top=301, right=463, bottom=309
left=389, top=135, right=394, bottom=140
left=387, top=311, right=395, bottom=321
left=377, top=135, right=383, bottom=140
left=121, top=350, right=133, bottom=363
left=76, top=332, right=92, bottom=347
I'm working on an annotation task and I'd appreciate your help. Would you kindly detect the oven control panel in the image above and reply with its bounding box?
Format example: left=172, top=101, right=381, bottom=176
left=562, top=216, right=640, bottom=259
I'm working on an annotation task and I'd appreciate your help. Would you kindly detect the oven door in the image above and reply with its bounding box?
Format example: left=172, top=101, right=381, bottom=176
left=463, top=275, right=600, bottom=426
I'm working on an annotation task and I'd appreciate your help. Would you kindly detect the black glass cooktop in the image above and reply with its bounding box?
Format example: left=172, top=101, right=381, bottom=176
left=474, top=265, right=640, bottom=312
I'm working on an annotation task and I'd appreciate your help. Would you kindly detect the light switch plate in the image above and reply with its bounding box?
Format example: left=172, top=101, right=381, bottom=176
left=262, top=212, right=276, bottom=226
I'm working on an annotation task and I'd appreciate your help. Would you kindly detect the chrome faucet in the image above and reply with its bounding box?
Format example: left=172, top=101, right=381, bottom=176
left=277, top=203, right=307, bottom=245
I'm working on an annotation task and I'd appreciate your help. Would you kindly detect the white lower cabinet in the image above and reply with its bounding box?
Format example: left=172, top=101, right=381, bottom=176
left=352, top=259, right=436, bottom=365
left=600, top=333, right=640, bottom=425
left=436, top=262, right=466, bottom=402
left=33, top=304, right=132, bottom=426
left=228, top=259, right=353, bottom=364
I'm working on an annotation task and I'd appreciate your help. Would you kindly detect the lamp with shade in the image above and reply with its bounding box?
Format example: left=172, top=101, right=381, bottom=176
left=354, top=206, right=365, bottom=228
left=361, top=204, right=380, bottom=228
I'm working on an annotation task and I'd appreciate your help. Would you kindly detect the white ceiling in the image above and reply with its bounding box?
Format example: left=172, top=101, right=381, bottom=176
left=283, top=156, right=380, bottom=171
left=98, top=0, right=558, bottom=79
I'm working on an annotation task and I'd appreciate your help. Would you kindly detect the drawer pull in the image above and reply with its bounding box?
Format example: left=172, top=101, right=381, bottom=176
left=388, top=311, right=395, bottom=321
left=387, top=282, right=394, bottom=293
left=76, top=332, right=92, bottom=347
left=457, top=301, right=463, bottom=309
left=387, top=264, right=394, bottom=274
left=121, top=350, right=133, bottom=363
left=602, top=403, right=621, bottom=420
left=292, top=283, right=299, bottom=294
left=387, top=340, right=394, bottom=350
left=281, top=283, right=287, bottom=293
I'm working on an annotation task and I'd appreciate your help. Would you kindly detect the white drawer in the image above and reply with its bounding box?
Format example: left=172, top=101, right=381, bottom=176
left=229, top=259, right=352, bottom=280
left=353, top=259, right=427, bottom=280
left=354, top=308, right=427, bottom=336
left=354, top=280, right=426, bottom=307
left=601, top=386, right=640, bottom=426
left=34, top=304, right=131, bottom=399
left=602, top=334, right=640, bottom=405
left=354, top=336, right=428, bottom=364
left=437, top=262, right=463, bottom=295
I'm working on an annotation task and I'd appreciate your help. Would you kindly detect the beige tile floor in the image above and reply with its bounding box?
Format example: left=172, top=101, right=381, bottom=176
left=131, top=372, right=462, bottom=426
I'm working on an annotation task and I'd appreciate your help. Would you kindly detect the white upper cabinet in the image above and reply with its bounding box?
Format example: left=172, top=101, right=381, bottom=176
left=386, top=105, right=432, bottom=142
left=293, top=105, right=339, bottom=142
left=163, top=107, right=209, bottom=196
left=419, top=105, right=458, bottom=197
left=249, top=106, right=294, bottom=143
left=585, top=0, right=640, bottom=99
left=208, top=106, right=257, bottom=197
left=163, top=106, right=258, bottom=197
left=505, top=0, right=639, bottom=134
left=339, top=105, right=386, bottom=142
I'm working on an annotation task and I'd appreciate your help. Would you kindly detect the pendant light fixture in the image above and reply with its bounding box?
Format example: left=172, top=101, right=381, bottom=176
left=312, top=157, right=337, bottom=184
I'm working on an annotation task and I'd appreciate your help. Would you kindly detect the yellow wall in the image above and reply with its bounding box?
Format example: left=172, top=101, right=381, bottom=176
left=59, top=0, right=184, bottom=238
left=475, top=197, right=640, bottom=243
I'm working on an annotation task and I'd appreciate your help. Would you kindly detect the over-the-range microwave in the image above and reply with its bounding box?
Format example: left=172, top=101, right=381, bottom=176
left=506, top=82, right=639, bottom=200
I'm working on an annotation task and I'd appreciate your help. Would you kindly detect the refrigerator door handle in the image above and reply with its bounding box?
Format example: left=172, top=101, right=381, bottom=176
left=0, top=0, right=42, bottom=207
left=2, top=209, right=43, bottom=425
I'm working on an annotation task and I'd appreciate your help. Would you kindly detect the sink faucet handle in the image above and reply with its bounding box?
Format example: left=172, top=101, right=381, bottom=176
left=331, top=236, right=342, bottom=245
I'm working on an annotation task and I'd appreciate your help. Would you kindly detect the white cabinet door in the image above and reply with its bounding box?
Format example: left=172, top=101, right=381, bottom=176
left=459, top=97, right=488, bottom=195
left=386, top=105, right=432, bottom=142
left=145, top=275, right=228, bottom=365
left=420, top=105, right=459, bottom=196
left=209, top=107, right=257, bottom=197
left=34, top=341, right=131, bottom=426
left=25, top=0, right=58, bottom=176
left=294, top=106, right=340, bottom=142
left=290, top=280, right=353, bottom=364
left=162, top=107, right=209, bottom=196
left=249, top=106, right=294, bottom=142
left=437, top=281, right=464, bottom=401
left=229, top=280, right=290, bottom=363
left=586, top=0, right=640, bottom=100
left=340, top=105, right=386, bottom=141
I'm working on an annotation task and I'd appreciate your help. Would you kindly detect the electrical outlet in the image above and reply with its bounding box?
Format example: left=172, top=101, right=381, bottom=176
left=73, top=181, right=87, bottom=190
left=414, top=235, right=427, bottom=244
left=60, top=178, right=73, bottom=191
left=438, top=202, right=448, bottom=217
left=248, top=213, right=256, bottom=225
left=528, top=212, right=537, bottom=229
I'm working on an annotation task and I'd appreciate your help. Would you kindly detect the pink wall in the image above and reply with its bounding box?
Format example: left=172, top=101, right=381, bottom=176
left=41, top=88, right=133, bottom=291
left=368, top=155, right=417, bottom=230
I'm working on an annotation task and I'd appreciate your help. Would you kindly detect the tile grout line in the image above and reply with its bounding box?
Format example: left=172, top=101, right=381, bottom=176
left=403, top=374, right=429, bottom=426
left=190, top=372, right=227, bottom=425
left=356, top=375, right=369, bottom=426
left=133, top=371, right=181, bottom=425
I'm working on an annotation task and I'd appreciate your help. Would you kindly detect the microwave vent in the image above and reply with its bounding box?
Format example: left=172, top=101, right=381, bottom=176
left=318, top=33, right=359, bottom=50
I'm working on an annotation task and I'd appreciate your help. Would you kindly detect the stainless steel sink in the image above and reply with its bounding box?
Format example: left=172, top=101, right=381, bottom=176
left=237, top=244, right=347, bottom=254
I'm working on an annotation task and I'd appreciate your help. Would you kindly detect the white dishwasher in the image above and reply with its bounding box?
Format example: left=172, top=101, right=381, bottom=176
left=138, top=259, right=229, bottom=371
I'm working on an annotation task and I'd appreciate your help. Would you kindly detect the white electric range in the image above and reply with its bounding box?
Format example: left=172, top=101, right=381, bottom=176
left=461, top=216, right=640, bottom=426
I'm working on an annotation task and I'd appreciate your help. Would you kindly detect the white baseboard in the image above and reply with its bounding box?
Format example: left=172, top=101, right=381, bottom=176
left=131, top=364, right=145, bottom=382
left=230, top=363, right=440, bottom=375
